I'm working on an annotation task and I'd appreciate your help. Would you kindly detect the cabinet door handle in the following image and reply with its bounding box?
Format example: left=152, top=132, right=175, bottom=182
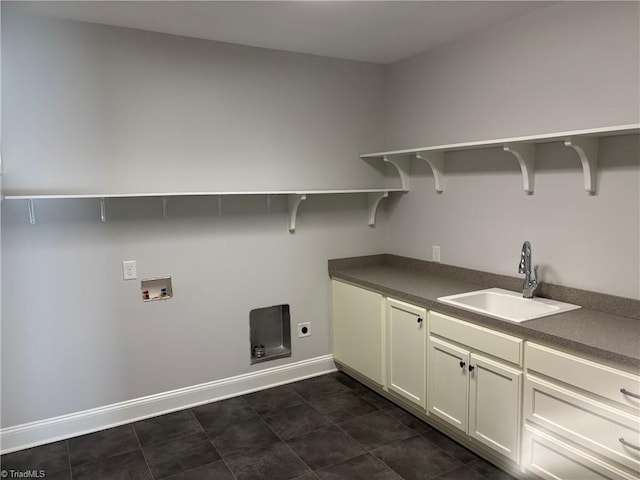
left=459, top=361, right=466, bottom=369
left=468, top=365, right=475, bottom=372
left=620, top=388, right=640, bottom=400
left=417, top=317, right=423, bottom=324
left=619, top=437, right=640, bottom=451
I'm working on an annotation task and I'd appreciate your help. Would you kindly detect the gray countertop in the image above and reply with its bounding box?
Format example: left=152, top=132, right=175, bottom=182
left=328, top=256, right=640, bottom=371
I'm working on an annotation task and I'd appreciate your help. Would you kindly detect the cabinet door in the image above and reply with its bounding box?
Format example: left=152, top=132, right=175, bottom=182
left=387, top=298, right=427, bottom=407
left=332, top=280, right=385, bottom=385
left=428, top=336, right=469, bottom=431
left=468, top=353, right=522, bottom=462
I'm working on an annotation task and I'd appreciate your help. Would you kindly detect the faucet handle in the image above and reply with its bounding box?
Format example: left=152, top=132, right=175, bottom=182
left=533, top=265, right=539, bottom=284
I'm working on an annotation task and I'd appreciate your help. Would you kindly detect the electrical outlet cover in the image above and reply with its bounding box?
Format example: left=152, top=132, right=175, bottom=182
left=122, top=260, right=137, bottom=280
left=298, top=322, right=311, bottom=338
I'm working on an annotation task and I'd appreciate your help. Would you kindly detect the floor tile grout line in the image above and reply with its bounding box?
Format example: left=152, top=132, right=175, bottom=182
left=249, top=393, right=328, bottom=476
left=254, top=395, right=334, bottom=443
left=309, top=381, right=415, bottom=458
left=344, top=382, right=504, bottom=479
left=189, top=393, right=291, bottom=477
left=330, top=419, right=377, bottom=454
left=465, top=458, right=499, bottom=480
left=356, top=430, right=475, bottom=480
left=326, top=379, right=473, bottom=479
left=333, top=408, right=423, bottom=456
left=431, top=462, right=489, bottom=480
left=368, top=452, right=405, bottom=480
left=307, top=389, right=382, bottom=420
left=310, top=451, right=356, bottom=476
left=131, top=420, right=155, bottom=480
left=65, top=440, right=73, bottom=480
left=246, top=383, right=381, bottom=476
left=65, top=425, right=151, bottom=476
left=280, top=421, right=365, bottom=474
left=159, top=459, right=235, bottom=480
left=193, top=409, right=239, bottom=480
left=190, top=407, right=240, bottom=480
left=137, top=427, right=207, bottom=450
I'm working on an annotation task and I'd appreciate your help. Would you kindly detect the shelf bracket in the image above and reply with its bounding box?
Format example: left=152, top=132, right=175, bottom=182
left=564, top=136, right=599, bottom=195
left=415, top=151, right=445, bottom=193
left=367, top=192, right=388, bottom=227
left=383, top=155, right=411, bottom=192
left=503, top=143, right=536, bottom=195
left=162, top=196, right=168, bottom=218
left=287, top=194, right=306, bottom=233
left=28, top=199, right=36, bottom=225
left=100, top=197, right=107, bottom=222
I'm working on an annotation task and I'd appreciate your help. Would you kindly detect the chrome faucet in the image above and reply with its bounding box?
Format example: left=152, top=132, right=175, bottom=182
left=518, top=241, right=539, bottom=298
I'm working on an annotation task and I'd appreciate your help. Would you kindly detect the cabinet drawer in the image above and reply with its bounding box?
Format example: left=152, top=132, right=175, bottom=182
left=526, top=343, right=640, bottom=411
left=524, top=375, right=640, bottom=472
left=524, top=425, right=639, bottom=480
left=429, top=311, right=523, bottom=366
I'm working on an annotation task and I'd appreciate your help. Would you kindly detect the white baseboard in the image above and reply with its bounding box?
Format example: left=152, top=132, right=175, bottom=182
left=1, top=354, right=336, bottom=454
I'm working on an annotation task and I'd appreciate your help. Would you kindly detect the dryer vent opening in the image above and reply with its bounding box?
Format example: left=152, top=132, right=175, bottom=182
left=250, top=304, right=292, bottom=364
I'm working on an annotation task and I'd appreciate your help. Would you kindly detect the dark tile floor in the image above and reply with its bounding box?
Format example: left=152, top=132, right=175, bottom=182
left=0, top=372, right=519, bottom=480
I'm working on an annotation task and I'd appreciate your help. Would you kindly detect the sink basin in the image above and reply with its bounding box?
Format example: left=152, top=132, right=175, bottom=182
left=437, top=288, right=581, bottom=323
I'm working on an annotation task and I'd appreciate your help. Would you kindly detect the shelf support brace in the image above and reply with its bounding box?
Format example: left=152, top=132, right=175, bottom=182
left=367, top=192, right=388, bottom=227
left=100, top=197, right=107, bottom=222
left=288, top=194, right=306, bottom=233
left=503, top=143, right=536, bottom=195
left=564, top=136, right=599, bottom=195
left=383, top=155, right=411, bottom=192
left=28, top=199, right=36, bottom=225
left=162, top=197, right=168, bottom=218
left=415, top=151, right=445, bottom=193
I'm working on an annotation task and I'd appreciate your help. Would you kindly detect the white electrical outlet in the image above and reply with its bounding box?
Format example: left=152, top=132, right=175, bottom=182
left=432, top=246, right=441, bottom=263
left=122, top=260, right=137, bottom=280
left=298, top=322, right=311, bottom=338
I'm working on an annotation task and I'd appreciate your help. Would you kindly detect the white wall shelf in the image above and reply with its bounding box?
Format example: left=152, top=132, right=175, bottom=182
left=361, top=124, right=639, bottom=195
left=2, top=188, right=404, bottom=232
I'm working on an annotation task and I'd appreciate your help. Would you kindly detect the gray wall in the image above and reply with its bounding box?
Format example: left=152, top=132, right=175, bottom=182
left=384, top=2, right=640, bottom=298
left=0, top=11, right=387, bottom=427
left=1, top=11, right=387, bottom=194
left=385, top=2, right=640, bottom=147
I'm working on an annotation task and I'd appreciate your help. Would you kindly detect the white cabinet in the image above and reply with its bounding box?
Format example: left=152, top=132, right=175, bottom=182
left=525, top=425, right=639, bottom=480
left=523, top=342, right=640, bottom=480
left=428, top=311, right=523, bottom=462
left=331, top=279, right=640, bottom=478
left=428, top=336, right=469, bottom=430
left=468, top=353, right=522, bottom=461
left=331, top=280, right=385, bottom=386
left=386, top=298, right=427, bottom=408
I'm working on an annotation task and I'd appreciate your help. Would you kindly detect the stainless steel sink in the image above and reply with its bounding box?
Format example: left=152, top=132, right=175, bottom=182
left=437, top=288, right=580, bottom=323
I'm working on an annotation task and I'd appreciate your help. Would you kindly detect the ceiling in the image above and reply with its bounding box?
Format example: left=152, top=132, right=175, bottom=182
left=4, top=1, right=551, bottom=64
